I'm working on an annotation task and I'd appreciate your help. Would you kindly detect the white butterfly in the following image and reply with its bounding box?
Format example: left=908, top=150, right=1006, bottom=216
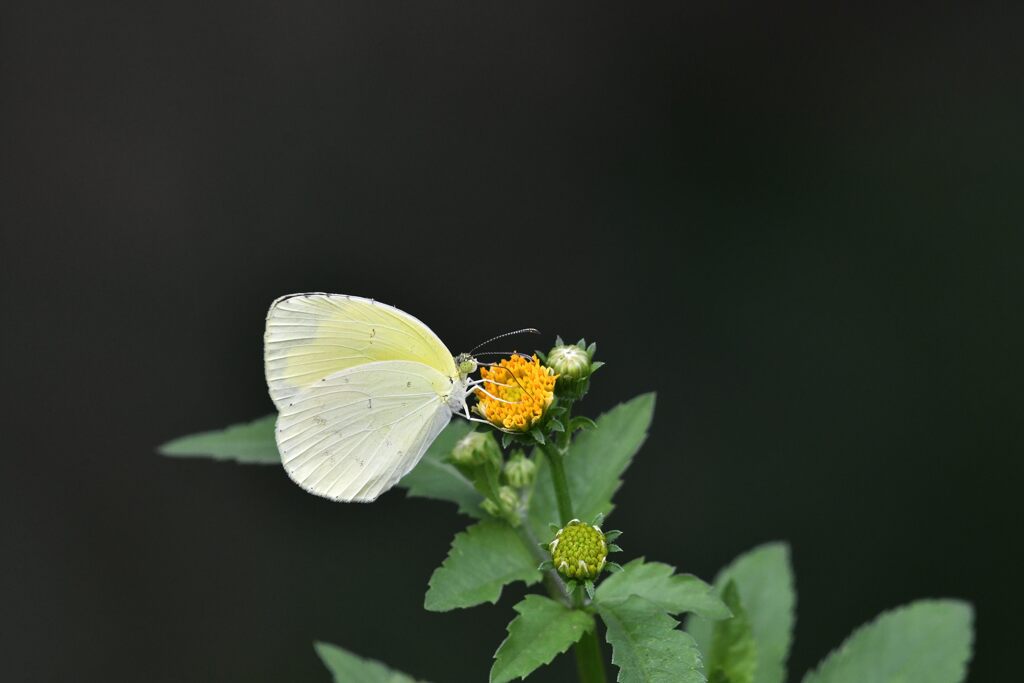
left=264, top=293, right=491, bottom=502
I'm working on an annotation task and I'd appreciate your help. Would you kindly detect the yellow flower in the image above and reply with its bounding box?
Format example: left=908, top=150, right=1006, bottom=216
left=473, top=355, right=556, bottom=432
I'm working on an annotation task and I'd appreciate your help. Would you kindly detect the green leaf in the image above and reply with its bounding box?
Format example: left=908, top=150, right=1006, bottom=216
left=157, top=415, right=280, bottom=464
left=314, top=641, right=424, bottom=683
left=160, top=417, right=486, bottom=516
left=596, top=558, right=731, bottom=620
left=490, top=595, right=595, bottom=683
left=687, top=543, right=795, bottom=683
left=424, top=519, right=541, bottom=611
left=529, top=393, right=655, bottom=536
left=706, top=581, right=757, bottom=683
left=568, top=416, right=598, bottom=433
left=802, top=600, right=973, bottom=683
left=599, top=596, right=705, bottom=683
left=398, top=420, right=483, bottom=517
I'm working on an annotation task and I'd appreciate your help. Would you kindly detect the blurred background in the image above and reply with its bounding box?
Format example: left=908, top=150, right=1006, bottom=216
left=2, top=2, right=1021, bottom=681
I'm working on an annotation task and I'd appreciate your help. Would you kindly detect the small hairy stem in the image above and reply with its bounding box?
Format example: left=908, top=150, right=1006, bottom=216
left=574, top=628, right=608, bottom=683
left=541, top=441, right=574, bottom=525
left=541, top=400, right=607, bottom=683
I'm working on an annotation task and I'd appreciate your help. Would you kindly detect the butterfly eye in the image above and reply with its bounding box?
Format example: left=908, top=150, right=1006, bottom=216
left=454, top=352, right=478, bottom=376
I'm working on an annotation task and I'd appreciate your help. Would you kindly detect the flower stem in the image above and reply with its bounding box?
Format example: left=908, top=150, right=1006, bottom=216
left=574, top=628, right=607, bottom=683
left=541, top=401, right=607, bottom=683
left=541, top=441, right=573, bottom=525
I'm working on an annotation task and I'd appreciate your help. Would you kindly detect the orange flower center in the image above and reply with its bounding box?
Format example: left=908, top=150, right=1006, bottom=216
left=473, top=355, right=556, bottom=432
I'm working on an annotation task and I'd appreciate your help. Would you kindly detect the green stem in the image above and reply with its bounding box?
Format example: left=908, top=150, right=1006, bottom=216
left=541, top=441, right=574, bottom=525
left=574, top=628, right=607, bottom=683
left=542, top=400, right=607, bottom=683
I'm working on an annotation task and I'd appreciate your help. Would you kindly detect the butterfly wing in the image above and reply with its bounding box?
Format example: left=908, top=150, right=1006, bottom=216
left=265, top=293, right=458, bottom=409
left=276, top=360, right=454, bottom=501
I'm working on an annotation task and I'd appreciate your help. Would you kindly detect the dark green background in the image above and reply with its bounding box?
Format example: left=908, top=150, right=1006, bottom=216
left=2, top=2, right=1020, bottom=681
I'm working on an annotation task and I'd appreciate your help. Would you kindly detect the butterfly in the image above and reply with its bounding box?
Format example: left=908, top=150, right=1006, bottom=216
left=264, top=293, right=530, bottom=502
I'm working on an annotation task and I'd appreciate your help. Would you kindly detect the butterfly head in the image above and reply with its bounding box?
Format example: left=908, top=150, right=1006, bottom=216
left=455, top=352, right=478, bottom=379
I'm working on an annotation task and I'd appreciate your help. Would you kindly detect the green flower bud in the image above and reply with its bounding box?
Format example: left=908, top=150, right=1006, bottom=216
left=450, top=430, right=501, bottom=468
left=547, top=338, right=601, bottom=401
left=481, top=485, right=521, bottom=520
left=497, top=485, right=519, bottom=512
left=549, top=519, right=608, bottom=580
left=547, top=344, right=590, bottom=380
left=504, top=452, right=536, bottom=488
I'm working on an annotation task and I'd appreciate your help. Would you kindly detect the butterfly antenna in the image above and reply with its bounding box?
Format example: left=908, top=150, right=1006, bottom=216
left=469, top=328, right=540, bottom=355
left=474, top=351, right=533, bottom=359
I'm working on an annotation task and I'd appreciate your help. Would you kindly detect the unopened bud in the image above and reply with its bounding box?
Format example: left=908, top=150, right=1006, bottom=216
left=481, top=485, right=521, bottom=520
left=547, top=344, right=591, bottom=380
left=450, top=430, right=501, bottom=468
left=497, top=485, right=519, bottom=512
left=547, top=339, right=600, bottom=401
left=504, top=452, right=537, bottom=488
